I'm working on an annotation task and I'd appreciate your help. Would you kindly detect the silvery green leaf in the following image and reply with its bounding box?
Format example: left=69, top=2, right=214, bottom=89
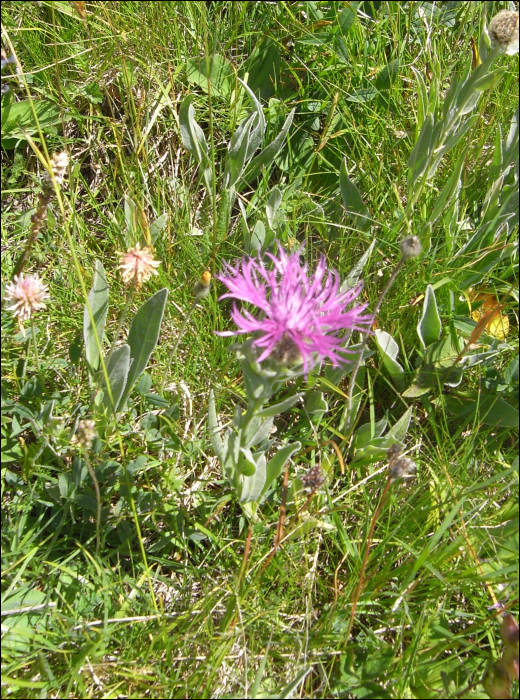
left=103, top=344, right=130, bottom=414
left=250, top=220, right=266, bottom=253
left=428, top=148, right=465, bottom=226
left=386, top=406, right=413, bottom=442
left=116, top=288, right=168, bottom=410
left=435, top=114, right=479, bottom=159
left=339, top=158, right=371, bottom=232
left=225, top=111, right=260, bottom=187
left=374, top=330, right=407, bottom=391
left=241, top=109, right=295, bottom=185
left=260, top=441, right=301, bottom=500
left=243, top=415, right=274, bottom=448
left=342, top=239, right=376, bottom=291
left=239, top=453, right=267, bottom=504
left=239, top=447, right=257, bottom=477
left=411, top=66, right=429, bottom=132
left=149, top=213, right=168, bottom=244
left=179, top=95, right=212, bottom=190
left=238, top=77, right=266, bottom=139
left=354, top=417, right=388, bottom=449
left=304, top=390, right=328, bottom=416
left=266, top=186, right=283, bottom=230
left=417, top=285, right=442, bottom=348
left=256, top=393, right=302, bottom=418
left=83, top=260, right=108, bottom=373
left=408, top=113, right=434, bottom=194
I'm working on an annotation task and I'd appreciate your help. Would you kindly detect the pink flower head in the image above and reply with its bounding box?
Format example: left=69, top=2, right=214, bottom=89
left=216, top=243, right=373, bottom=374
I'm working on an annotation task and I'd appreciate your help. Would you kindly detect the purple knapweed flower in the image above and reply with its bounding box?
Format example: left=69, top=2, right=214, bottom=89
left=216, top=243, right=373, bottom=373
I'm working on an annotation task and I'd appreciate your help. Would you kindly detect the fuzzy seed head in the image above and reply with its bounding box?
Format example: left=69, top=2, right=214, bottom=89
left=118, top=243, right=160, bottom=287
left=301, top=465, right=326, bottom=490
left=5, top=273, right=49, bottom=324
left=398, top=236, right=422, bottom=259
left=489, top=11, right=519, bottom=55
left=389, top=456, right=416, bottom=480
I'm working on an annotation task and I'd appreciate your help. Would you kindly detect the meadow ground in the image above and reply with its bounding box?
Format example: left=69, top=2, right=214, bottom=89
left=1, top=2, right=519, bottom=698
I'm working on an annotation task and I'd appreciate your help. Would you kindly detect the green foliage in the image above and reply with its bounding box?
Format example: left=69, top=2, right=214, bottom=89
left=0, top=1, right=518, bottom=698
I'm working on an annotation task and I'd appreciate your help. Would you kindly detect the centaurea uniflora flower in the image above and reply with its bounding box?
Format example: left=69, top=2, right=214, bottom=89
left=216, top=242, right=373, bottom=374
left=118, top=243, right=160, bottom=288
left=489, top=10, right=519, bottom=56
left=5, top=273, right=49, bottom=326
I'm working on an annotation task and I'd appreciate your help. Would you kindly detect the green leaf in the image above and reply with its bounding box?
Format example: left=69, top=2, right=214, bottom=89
left=417, top=285, right=442, bottom=348
left=116, top=288, right=168, bottom=410
left=304, top=390, right=328, bottom=416
left=444, top=394, right=519, bottom=428
left=83, top=260, right=109, bottom=373
left=239, top=453, right=266, bottom=503
left=374, top=59, right=399, bottom=92
left=338, top=4, right=357, bottom=33
left=256, top=393, right=302, bottom=419
left=241, top=109, right=295, bottom=185
left=266, top=187, right=283, bottom=230
left=1, top=99, right=61, bottom=147
left=355, top=417, right=388, bottom=449
left=240, top=38, right=281, bottom=101
left=103, top=344, right=130, bottom=414
left=386, top=406, right=413, bottom=442
left=186, top=54, right=234, bottom=97
left=343, top=239, right=376, bottom=291
left=149, top=213, right=168, bottom=244
left=339, top=158, right=371, bottom=232
left=408, top=113, right=434, bottom=194
left=179, top=95, right=212, bottom=192
left=374, top=330, right=407, bottom=391
left=260, top=441, right=302, bottom=499
left=225, top=111, right=261, bottom=187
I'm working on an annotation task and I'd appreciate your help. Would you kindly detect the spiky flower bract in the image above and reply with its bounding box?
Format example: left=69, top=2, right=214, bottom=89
left=216, top=243, right=373, bottom=374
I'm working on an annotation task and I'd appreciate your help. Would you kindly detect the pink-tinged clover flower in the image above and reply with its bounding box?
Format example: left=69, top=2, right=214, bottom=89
left=216, top=243, right=373, bottom=373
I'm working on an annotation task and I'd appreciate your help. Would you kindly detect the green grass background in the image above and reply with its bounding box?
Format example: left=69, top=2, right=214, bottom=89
left=1, top=1, right=518, bottom=698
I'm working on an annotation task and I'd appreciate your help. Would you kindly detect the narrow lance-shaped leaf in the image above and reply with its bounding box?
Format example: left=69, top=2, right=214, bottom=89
left=116, top=288, right=168, bottom=410
left=340, top=158, right=371, bottom=232
left=83, top=260, right=109, bottom=373
left=417, top=285, right=442, bottom=348
left=240, top=108, right=295, bottom=186
left=408, top=113, right=434, bottom=195
left=260, top=441, right=302, bottom=500
left=374, top=329, right=407, bottom=391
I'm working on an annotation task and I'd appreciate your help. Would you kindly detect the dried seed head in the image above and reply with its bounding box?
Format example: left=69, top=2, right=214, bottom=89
left=42, top=151, right=69, bottom=187
left=118, top=243, right=160, bottom=287
left=489, top=11, right=519, bottom=55
left=5, top=273, right=49, bottom=325
left=389, top=456, right=416, bottom=480
left=301, top=465, right=326, bottom=490
left=193, top=270, right=212, bottom=299
left=398, top=236, right=422, bottom=259
left=73, top=419, right=97, bottom=449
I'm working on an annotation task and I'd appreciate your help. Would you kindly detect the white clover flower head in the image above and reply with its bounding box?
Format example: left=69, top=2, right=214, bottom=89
left=489, top=10, right=519, bottom=55
left=118, top=243, right=160, bottom=287
left=5, top=273, right=49, bottom=324
left=42, top=151, right=69, bottom=186
left=398, top=236, right=422, bottom=259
